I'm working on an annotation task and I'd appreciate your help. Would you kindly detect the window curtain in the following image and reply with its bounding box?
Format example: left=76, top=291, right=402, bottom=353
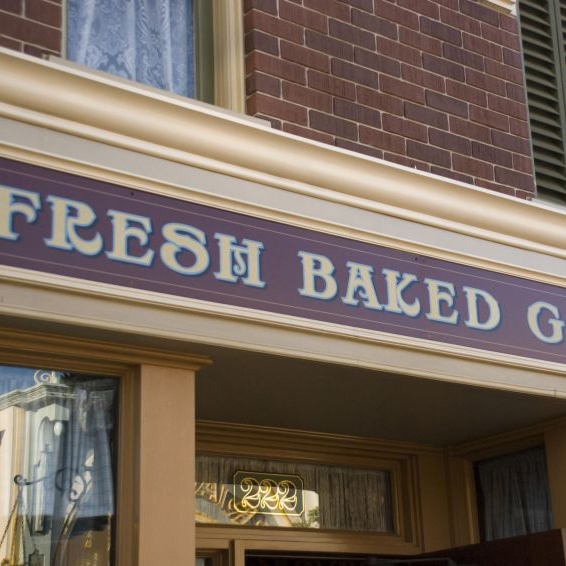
left=67, top=0, right=194, bottom=97
left=196, top=455, right=393, bottom=532
left=476, top=446, right=554, bottom=541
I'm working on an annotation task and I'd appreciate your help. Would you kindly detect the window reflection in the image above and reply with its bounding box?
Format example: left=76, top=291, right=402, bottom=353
left=0, top=365, right=118, bottom=566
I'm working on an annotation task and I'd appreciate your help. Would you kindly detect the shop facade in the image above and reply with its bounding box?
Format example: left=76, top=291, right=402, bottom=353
left=1, top=1, right=566, bottom=564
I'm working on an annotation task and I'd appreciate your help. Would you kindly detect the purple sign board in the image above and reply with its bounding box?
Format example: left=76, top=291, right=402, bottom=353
left=1, top=157, right=566, bottom=364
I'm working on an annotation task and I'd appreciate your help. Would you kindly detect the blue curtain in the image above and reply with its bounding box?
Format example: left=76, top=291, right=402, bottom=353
left=67, top=0, right=194, bottom=97
left=476, top=446, right=554, bottom=541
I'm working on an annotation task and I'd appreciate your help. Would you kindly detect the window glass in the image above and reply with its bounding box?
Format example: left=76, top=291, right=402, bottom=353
left=0, top=365, right=118, bottom=566
left=67, top=0, right=195, bottom=97
left=475, top=446, right=554, bottom=541
left=195, top=455, right=393, bottom=532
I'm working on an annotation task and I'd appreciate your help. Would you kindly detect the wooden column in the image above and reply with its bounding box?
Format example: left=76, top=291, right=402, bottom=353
left=545, top=424, right=566, bottom=529
left=137, top=364, right=197, bottom=565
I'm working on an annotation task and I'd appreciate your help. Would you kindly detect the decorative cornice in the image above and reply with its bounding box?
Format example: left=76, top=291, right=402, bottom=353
left=0, top=49, right=562, bottom=264
left=481, top=0, right=516, bottom=15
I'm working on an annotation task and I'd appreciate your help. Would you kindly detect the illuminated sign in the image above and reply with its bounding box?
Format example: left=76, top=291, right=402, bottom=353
left=2, top=156, right=566, bottom=365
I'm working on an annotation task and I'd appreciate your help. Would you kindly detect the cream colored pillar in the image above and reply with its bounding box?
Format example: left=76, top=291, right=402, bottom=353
left=545, top=424, right=566, bottom=529
left=137, top=364, right=197, bottom=565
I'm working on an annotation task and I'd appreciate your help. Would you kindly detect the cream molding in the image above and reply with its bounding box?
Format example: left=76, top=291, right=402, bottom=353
left=480, top=0, right=516, bottom=14
left=0, top=50, right=564, bottom=262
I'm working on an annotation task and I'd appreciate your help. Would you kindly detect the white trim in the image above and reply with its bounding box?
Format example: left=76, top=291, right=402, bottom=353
left=481, top=0, right=517, bottom=14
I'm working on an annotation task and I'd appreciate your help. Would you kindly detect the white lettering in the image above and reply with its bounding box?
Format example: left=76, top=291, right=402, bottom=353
left=463, top=286, right=500, bottom=330
left=106, top=210, right=154, bottom=266
left=214, top=233, right=265, bottom=288
left=0, top=186, right=41, bottom=241
left=160, top=223, right=209, bottom=275
left=527, top=301, right=564, bottom=344
left=425, top=278, right=458, bottom=325
left=341, top=261, right=383, bottom=310
left=382, top=269, right=420, bottom=317
left=298, top=251, right=337, bottom=300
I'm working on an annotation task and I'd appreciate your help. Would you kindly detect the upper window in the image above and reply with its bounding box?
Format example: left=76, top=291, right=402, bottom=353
left=66, top=0, right=216, bottom=102
left=518, top=0, right=566, bottom=203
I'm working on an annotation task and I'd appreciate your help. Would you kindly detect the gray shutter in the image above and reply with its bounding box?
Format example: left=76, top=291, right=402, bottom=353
left=519, top=0, right=566, bottom=199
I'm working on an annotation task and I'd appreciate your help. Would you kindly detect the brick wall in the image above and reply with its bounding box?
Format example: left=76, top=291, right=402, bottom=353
left=244, top=0, right=536, bottom=199
left=0, top=0, right=62, bottom=58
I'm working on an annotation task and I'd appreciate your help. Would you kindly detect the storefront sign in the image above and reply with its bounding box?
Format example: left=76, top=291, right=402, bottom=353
left=2, top=157, right=566, bottom=364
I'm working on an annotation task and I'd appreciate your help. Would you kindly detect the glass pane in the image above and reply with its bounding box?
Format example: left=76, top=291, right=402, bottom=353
left=195, top=455, right=393, bottom=532
left=0, top=365, right=118, bottom=566
left=475, top=446, right=554, bottom=541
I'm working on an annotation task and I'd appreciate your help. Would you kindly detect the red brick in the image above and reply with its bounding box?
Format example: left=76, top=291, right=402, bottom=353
left=382, top=76, right=425, bottom=104
left=360, top=125, right=406, bottom=153
left=280, top=1, right=328, bottom=33
left=516, top=189, right=534, bottom=200
left=254, top=114, right=282, bottom=129
left=334, top=99, right=381, bottom=127
left=431, top=166, right=474, bottom=184
left=460, top=0, right=499, bottom=27
left=281, top=41, right=330, bottom=73
left=0, top=13, right=60, bottom=50
left=446, top=80, right=487, bottom=107
left=443, top=43, right=484, bottom=71
left=407, top=140, right=451, bottom=167
left=355, top=47, right=400, bottom=77
left=305, top=29, right=353, bottom=60
left=487, top=93, right=527, bottom=120
left=429, top=128, right=471, bottom=154
left=470, top=105, right=508, bottom=131
left=357, top=86, right=404, bottom=115
left=503, top=47, right=522, bottom=68
left=245, top=30, right=279, bottom=56
left=308, top=69, right=356, bottom=99
left=500, top=13, right=519, bottom=34
left=329, top=18, right=375, bottom=50
left=331, top=58, right=380, bottom=90
left=405, top=102, right=448, bottom=129
left=513, top=154, right=534, bottom=174
left=453, top=154, right=494, bottom=179
left=246, top=52, right=306, bottom=84
left=475, top=178, right=515, bottom=196
left=402, top=64, right=445, bottom=92
left=304, top=0, right=351, bottom=21
left=374, top=0, right=418, bottom=30
left=23, top=43, right=56, bottom=57
left=509, top=117, right=529, bottom=138
left=506, top=82, right=525, bottom=103
left=383, top=114, right=428, bottom=142
left=484, top=58, right=524, bottom=85
left=283, top=81, right=332, bottom=111
left=284, top=122, right=334, bottom=144
left=310, top=110, right=357, bottom=139
left=491, top=130, right=531, bottom=155
left=0, top=35, right=22, bottom=50
left=440, top=6, right=480, bottom=35
left=466, top=68, right=506, bottom=96
left=450, top=116, right=490, bottom=143
left=245, top=10, right=304, bottom=44
left=335, top=138, right=384, bottom=159
left=399, top=27, right=442, bottom=56
left=481, top=22, right=520, bottom=51
left=431, top=0, right=458, bottom=7
left=0, top=0, right=22, bottom=15
left=352, top=8, right=397, bottom=40
left=385, top=152, right=430, bottom=171
left=421, top=17, right=462, bottom=46
left=463, top=33, right=502, bottom=62
left=246, top=72, right=281, bottom=96
left=249, top=93, right=308, bottom=124
left=471, top=141, right=512, bottom=167
left=494, top=167, right=535, bottom=191
left=398, top=0, right=439, bottom=19
left=426, top=90, right=468, bottom=118
left=423, top=53, right=465, bottom=82
left=376, top=36, right=421, bottom=67
left=338, top=0, right=374, bottom=12
left=244, top=0, right=278, bottom=15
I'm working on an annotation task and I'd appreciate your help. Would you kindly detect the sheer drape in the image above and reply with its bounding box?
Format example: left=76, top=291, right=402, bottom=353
left=67, top=0, right=194, bottom=97
left=476, top=446, right=554, bottom=541
left=196, top=455, right=393, bottom=532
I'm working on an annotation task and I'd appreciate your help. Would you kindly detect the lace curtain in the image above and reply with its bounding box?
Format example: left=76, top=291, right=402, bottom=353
left=67, top=0, right=194, bottom=97
left=196, top=455, right=393, bottom=532
left=476, top=446, right=554, bottom=541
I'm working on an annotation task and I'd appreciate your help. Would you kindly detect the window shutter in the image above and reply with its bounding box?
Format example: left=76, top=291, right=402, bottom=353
left=519, top=0, right=566, bottom=199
